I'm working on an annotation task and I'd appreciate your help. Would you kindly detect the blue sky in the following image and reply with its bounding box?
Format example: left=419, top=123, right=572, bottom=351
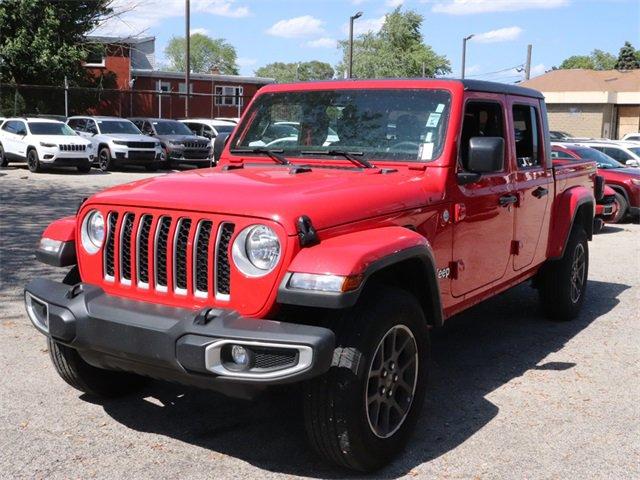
left=97, top=0, right=640, bottom=82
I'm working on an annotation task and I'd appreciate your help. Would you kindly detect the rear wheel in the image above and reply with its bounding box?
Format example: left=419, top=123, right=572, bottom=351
left=304, top=286, right=429, bottom=472
left=0, top=143, right=8, bottom=167
left=27, top=149, right=43, bottom=173
left=538, top=226, right=588, bottom=321
left=611, top=192, right=627, bottom=223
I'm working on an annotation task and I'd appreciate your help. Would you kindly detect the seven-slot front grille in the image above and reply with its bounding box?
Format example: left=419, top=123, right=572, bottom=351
left=103, top=212, right=234, bottom=300
left=59, top=144, right=86, bottom=151
left=127, top=141, right=156, bottom=149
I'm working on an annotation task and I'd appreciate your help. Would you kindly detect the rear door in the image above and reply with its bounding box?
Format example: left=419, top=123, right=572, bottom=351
left=509, top=99, right=553, bottom=271
left=12, top=120, right=28, bottom=158
left=451, top=95, right=516, bottom=297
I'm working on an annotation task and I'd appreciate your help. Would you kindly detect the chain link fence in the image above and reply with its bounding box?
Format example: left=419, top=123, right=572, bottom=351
left=0, top=83, right=251, bottom=120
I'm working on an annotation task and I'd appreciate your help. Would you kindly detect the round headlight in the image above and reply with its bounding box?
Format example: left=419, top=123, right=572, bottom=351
left=81, top=210, right=105, bottom=254
left=232, top=224, right=281, bottom=277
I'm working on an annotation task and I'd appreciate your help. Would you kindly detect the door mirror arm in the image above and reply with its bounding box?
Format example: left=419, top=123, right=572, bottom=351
left=456, top=171, right=482, bottom=185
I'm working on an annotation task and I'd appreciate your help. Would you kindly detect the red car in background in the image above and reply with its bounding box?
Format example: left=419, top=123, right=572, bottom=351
left=552, top=143, right=640, bottom=223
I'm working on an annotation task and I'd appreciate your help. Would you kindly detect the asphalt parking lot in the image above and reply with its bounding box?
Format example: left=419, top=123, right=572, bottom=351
left=1, top=165, right=638, bottom=479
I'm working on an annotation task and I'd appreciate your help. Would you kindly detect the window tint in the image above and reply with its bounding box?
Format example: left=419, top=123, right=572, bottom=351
left=2, top=120, right=16, bottom=133
left=603, top=147, right=631, bottom=161
left=86, top=120, right=99, bottom=134
left=513, top=104, right=541, bottom=168
left=184, top=123, right=202, bottom=135
left=552, top=149, right=574, bottom=159
left=142, top=121, right=154, bottom=135
left=68, top=118, right=87, bottom=131
left=459, top=101, right=505, bottom=170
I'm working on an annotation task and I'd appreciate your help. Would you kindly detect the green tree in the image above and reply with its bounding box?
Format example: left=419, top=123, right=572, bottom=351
left=558, top=49, right=616, bottom=70
left=165, top=33, right=238, bottom=75
left=336, top=7, right=450, bottom=79
left=0, top=0, right=114, bottom=112
left=615, top=41, right=640, bottom=70
left=255, top=61, right=334, bottom=82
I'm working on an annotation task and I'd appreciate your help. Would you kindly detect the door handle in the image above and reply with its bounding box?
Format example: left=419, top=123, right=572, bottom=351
left=499, top=194, right=518, bottom=207
left=532, top=187, right=549, bottom=198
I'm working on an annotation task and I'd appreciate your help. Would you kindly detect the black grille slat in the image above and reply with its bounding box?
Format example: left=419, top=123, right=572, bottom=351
left=216, top=223, right=235, bottom=296
left=174, top=219, right=192, bottom=291
left=195, top=221, right=213, bottom=294
left=137, top=215, right=153, bottom=285
left=127, top=141, right=156, bottom=149
left=105, top=212, right=118, bottom=278
left=120, top=214, right=135, bottom=281
left=155, top=217, right=172, bottom=288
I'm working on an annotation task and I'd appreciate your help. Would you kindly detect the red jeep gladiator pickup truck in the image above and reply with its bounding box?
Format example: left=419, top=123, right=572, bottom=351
left=25, top=79, right=597, bottom=472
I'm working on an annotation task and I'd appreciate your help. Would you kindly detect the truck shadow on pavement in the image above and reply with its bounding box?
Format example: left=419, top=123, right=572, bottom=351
left=85, top=279, right=628, bottom=478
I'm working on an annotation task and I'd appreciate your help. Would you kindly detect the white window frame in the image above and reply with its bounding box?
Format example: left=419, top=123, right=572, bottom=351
left=178, top=82, right=194, bottom=97
left=215, top=85, right=243, bottom=107
left=157, top=80, right=171, bottom=93
left=83, top=55, right=106, bottom=68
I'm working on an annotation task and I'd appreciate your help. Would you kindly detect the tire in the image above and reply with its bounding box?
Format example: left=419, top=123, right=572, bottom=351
left=0, top=143, right=8, bottom=167
left=611, top=192, right=628, bottom=223
left=98, top=147, right=114, bottom=171
left=304, top=286, right=430, bottom=472
left=538, top=227, right=588, bottom=321
left=46, top=266, right=147, bottom=397
left=27, top=149, right=43, bottom=173
left=77, top=163, right=92, bottom=173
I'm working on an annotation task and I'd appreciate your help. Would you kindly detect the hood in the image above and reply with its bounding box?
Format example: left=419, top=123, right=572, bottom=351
left=604, top=167, right=640, bottom=177
left=156, top=134, right=209, bottom=144
left=37, top=135, right=91, bottom=145
left=87, top=165, right=434, bottom=234
left=101, top=133, right=156, bottom=142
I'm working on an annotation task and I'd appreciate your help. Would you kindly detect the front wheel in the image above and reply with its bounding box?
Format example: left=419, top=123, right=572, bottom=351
left=27, top=149, right=43, bottom=173
left=98, top=147, right=114, bottom=171
left=538, top=227, right=589, bottom=320
left=304, top=286, right=429, bottom=472
left=0, top=143, right=8, bottom=167
left=611, top=192, right=627, bottom=223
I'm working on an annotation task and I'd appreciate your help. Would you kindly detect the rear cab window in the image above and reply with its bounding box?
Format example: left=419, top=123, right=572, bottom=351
left=512, top=104, right=542, bottom=169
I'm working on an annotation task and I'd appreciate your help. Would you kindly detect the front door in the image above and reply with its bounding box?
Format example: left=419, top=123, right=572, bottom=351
left=452, top=97, right=515, bottom=297
left=509, top=101, right=552, bottom=271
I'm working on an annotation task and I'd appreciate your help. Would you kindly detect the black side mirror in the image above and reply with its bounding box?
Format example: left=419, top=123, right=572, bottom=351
left=457, top=137, right=504, bottom=185
left=213, top=132, right=230, bottom=163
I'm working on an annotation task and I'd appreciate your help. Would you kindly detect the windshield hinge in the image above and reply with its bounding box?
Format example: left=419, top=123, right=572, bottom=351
left=297, top=215, right=319, bottom=247
left=289, top=165, right=312, bottom=175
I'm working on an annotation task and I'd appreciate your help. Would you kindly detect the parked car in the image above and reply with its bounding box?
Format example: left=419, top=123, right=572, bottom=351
left=0, top=117, right=94, bottom=173
left=26, top=79, right=598, bottom=473
left=549, top=130, right=573, bottom=141
left=593, top=184, right=619, bottom=231
left=552, top=143, right=640, bottom=221
left=214, top=117, right=239, bottom=124
left=67, top=116, right=163, bottom=171
left=130, top=118, right=212, bottom=168
left=580, top=141, right=640, bottom=167
left=621, top=132, right=640, bottom=142
left=179, top=118, right=236, bottom=140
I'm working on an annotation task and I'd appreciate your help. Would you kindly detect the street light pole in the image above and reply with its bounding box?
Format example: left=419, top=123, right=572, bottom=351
left=185, top=0, right=190, bottom=117
left=461, top=34, right=474, bottom=80
left=348, top=11, right=363, bottom=79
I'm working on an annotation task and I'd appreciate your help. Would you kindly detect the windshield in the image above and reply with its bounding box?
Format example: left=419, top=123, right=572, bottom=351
left=98, top=120, right=141, bottom=135
left=569, top=146, right=624, bottom=169
left=214, top=124, right=235, bottom=134
left=629, top=147, right=640, bottom=156
left=232, top=89, right=451, bottom=162
left=29, top=122, right=76, bottom=136
left=153, top=120, right=193, bottom=135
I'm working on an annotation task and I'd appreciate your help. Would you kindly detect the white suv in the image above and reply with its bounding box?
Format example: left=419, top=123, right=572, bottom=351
left=0, top=118, right=94, bottom=173
left=179, top=118, right=237, bottom=140
left=67, top=116, right=163, bottom=171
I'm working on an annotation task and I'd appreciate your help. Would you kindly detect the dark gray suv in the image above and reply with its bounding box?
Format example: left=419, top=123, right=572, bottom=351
left=129, top=118, right=213, bottom=169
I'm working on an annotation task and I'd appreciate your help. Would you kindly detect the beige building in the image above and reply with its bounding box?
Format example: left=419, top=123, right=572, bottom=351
left=521, top=69, right=640, bottom=139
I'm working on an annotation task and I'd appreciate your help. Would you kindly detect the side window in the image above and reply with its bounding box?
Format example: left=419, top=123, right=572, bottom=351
left=185, top=123, right=201, bottom=135
left=69, top=118, right=87, bottom=131
left=512, top=104, right=541, bottom=168
left=2, top=120, right=16, bottom=133
left=202, top=125, right=214, bottom=138
left=459, top=101, right=505, bottom=171
left=552, top=149, right=573, bottom=159
left=142, top=121, right=154, bottom=135
left=131, top=120, right=143, bottom=130
left=86, top=120, right=98, bottom=134
left=604, top=147, right=630, bottom=161
left=15, top=121, right=27, bottom=135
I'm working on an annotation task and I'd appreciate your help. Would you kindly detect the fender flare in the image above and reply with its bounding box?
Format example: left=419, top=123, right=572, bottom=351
left=36, top=216, right=77, bottom=267
left=548, top=186, right=594, bottom=260
left=608, top=184, right=630, bottom=204
left=277, top=226, right=444, bottom=327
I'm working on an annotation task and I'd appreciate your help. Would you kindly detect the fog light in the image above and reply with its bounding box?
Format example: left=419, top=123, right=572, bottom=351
left=231, top=345, right=249, bottom=366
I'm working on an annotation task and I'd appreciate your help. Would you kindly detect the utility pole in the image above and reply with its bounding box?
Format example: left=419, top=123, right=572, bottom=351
left=348, top=11, right=363, bottom=79
left=185, top=0, right=190, bottom=117
left=524, top=44, right=533, bottom=80
left=461, top=34, right=474, bottom=79
left=64, top=76, right=69, bottom=117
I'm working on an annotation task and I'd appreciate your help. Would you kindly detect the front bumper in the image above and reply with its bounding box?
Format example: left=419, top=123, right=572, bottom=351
left=25, top=278, right=334, bottom=397
left=113, top=148, right=162, bottom=164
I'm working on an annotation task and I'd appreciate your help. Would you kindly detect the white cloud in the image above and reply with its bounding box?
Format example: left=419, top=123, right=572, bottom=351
left=94, top=0, right=249, bottom=36
left=529, top=63, right=547, bottom=77
left=345, top=16, right=385, bottom=35
left=305, top=37, right=338, bottom=48
left=266, top=15, right=325, bottom=38
left=431, top=0, right=569, bottom=15
left=386, top=0, right=404, bottom=7
left=473, top=26, right=523, bottom=43
left=191, top=27, right=210, bottom=36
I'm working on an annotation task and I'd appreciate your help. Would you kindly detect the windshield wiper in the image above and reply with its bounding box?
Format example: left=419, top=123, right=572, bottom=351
left=300, top=149, right=374, bottom=169
left=230, top=147, right=290, bottom=165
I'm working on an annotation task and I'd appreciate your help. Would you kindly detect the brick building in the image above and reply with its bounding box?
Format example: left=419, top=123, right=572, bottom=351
left=83, top=36, right=273, bottom=118
left=521, top=69, right=640, bottom=139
